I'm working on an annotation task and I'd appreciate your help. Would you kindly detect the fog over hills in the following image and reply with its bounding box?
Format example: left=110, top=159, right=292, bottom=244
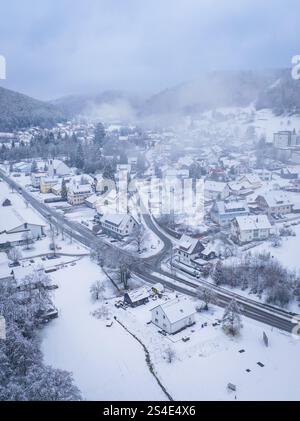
left=52, top=69, right=300, bottom=121
left=1, top=68, right=300, bottom=131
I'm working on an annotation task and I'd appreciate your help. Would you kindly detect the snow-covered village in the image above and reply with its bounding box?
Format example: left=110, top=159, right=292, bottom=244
left=1, top=0, right=300, bottom=409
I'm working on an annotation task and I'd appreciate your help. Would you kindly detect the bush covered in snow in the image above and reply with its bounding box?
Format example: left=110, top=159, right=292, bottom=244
left=212, top=252, right=297, bottom=307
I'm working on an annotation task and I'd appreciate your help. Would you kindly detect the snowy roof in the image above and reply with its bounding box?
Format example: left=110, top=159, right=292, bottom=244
left=153, top=299, right=196, bottom=324
left=126, top=287, right=150, bottom=303
left=228, top=182, right=253, bottom=192
left=68, top=184, right=92, bottom=194
left=205, top=181, right=228, bottom=192
left=101, top=214, right=137, bottom=230
left=214, top=200, right=249, bottom=215
left=0, top=207, right=46, bottom=233
left=234, top=215, right=272, bottom=231
left=48, top=159, right=70, bottom=171
left=41, top=177, right=58, bottom=184
left=0, top=231, right=28, bottom=244
left=178, top=234, right=203, bottom=255
left=239, top=174, right=262, bottom=185
left=258, top=192, right=293, bottom=208
left=85, top=194, right=100, bottom=205
left=152, top=283, right=164, bottom=294
left=201, top=243, right=218, bottom=256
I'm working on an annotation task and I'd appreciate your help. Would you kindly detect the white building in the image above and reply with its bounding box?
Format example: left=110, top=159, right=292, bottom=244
left=256, top=193, right=293, bottom=216
left=47, top=159, right=71, bottom=177
left=67, top=183, right=93, bottom=206
left=231, top=215, right=272, bottom=244
left=205, top=181, right=230, bottom=201
left=151, top=299, right=196, bottom=334
left=31, top=172, right=47, bottom=188
left=175, top=235, right=204, bottom=266
left=210, top=200, right=250, bottom=226
left=85, top=194, right=101, bottom=209
left=238, top=174, right=262, bottom=190
left=0, top=207, right=46, bottom=240
left=100, top=214, right=138, bottom=239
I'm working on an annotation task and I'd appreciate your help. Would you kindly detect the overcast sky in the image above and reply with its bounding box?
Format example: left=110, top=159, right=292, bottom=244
left=0, top=0, right=299, bottom=100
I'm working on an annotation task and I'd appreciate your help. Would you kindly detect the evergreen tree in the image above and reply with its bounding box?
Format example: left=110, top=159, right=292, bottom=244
left=94, top=123, right=106, bottom=146
left=61, top=178, right=68, bottom=200
left=31, top=160, right=38, bottom=173
left=222, top=299, right=243, bottom=336
left=103, top=163, right=115, bottom=181
left=212, top=261, right=224, bottom=286
left=136, top=153, right=147, bottom=175
left=75, top=143, right=84, bottom=169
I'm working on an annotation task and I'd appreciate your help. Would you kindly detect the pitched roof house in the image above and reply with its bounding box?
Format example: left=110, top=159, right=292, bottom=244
left=256, top=193, right=293, bottom=216
left=100, top=214, right=138, bottom=239
left=231, top=215, right=272, bottom=244
left=151, top=299, right=196, bottom=334
left=210, top=200, right=250, bottom=226
left=175, top=234, right=204, bottom=266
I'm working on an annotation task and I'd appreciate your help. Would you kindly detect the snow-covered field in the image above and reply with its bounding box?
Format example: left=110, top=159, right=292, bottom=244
left=253, top=223, right=300, bottom=273
left=41, top=258, right=166, bottom=401
left=41, top=257, right=300, bottom=401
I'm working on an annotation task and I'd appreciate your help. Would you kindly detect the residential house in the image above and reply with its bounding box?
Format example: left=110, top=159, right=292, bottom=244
left=13, top=162, right=31, bottom=174
left=124, top=287, right=150, bottom=307
left=93, top=174, right=107, bottom=193
left=67, top=183, right=93, bottom=206
left=280, top=168, right=298, bottom=180
left=47, top=159, right=71, bottom=177
left=204, top=181, right=230, bottom=201
left=238, top=174, right=262, bottom=190
left=231, top=215, right=272, bottom=244
left=175, top=235, right=204, bottom=266
left=151, top=299, right=196, bottom=334
left=200, top=243, right=218, bottom=261
left=210, top=200, right=250, bottom=226
left=100, top=214, right=138, bottom=239
left=85, top=194, right=103, bottom=209
left=256, top=193, right=293, bottom=216
left=51, top=182, right=63, bottom=196
left=227, top=182, right=254, bottom=197
left=31, top=172, right=47, bottom=188
left=0, top=207, right=46, bottom=242
left=253, top=169, right=273, bottom=182
left=40, top=177, right=58, bottom=194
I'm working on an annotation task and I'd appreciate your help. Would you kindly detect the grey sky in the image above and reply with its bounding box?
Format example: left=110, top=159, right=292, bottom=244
left=0, top=0, right=299, bottom=100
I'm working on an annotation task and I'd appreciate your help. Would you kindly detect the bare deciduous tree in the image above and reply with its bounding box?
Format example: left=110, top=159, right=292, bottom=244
left=90, top=280, right=105, bottom=301
left=8, top=247, right=22, bottom=264
left=164, top=346, right=176, bottom=364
